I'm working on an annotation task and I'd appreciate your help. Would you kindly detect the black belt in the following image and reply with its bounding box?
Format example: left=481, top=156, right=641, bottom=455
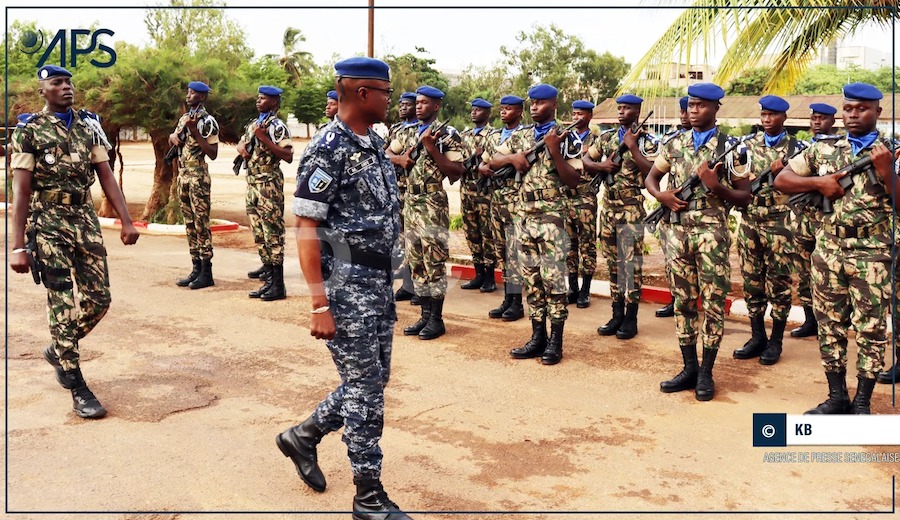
left=521, top=188, right=562, bottom=203
left=823, top=221, right=890, bottom=239
left=566, top=184, right=595, bottom=197
left=317, top=229, right=395, bottom=271
left=407, top=184, right=442, bottom=195
left=34, top=190, right=89, bottom=205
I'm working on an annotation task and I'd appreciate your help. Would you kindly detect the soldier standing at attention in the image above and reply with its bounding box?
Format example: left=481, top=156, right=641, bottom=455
left=496, top=84, right=583, bottom=365
left=564, top=100, right=599, bottom=309
left=239, top=86, right=294, bottom=301
left=480, top=95, right=527, bottom=322
left=388, top=86, right=464, bottom=341
left=325, top=90, right=339, bottom=121
left=459, top=98, right=497, bottom=292
left=277, top=57, right=413, bottom=518
left=732, top=95, right=797, bottom=366
left=388, top=92, right=419, bottom=304
left=9, top=65, right=140, bottom=418
left=647, top=83, right=751, bottom=401
left=585, top=94, right=657, bottom=340
left=170, top=81, right=219, bottom=290
left=776, top=83, right=899, bottom=415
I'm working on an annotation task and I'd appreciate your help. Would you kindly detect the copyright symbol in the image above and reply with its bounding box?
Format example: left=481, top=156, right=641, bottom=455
left=761, top=424, right=776, bottom=439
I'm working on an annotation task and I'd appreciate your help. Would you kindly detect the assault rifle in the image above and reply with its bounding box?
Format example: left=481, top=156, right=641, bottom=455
left=233, top=113, right=278, bottom=175
left=787, top=155, right=877, bottom=215
left=165, top=108, right=199, bottom=166
left=404, top=120, right=450, bottom=172
left=588, top=111, right=654, bottom=192
left=725, top=138, right=803, bottom=213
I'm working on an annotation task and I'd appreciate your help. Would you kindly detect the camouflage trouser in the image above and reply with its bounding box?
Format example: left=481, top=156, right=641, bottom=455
left=790, top=210, right=818, bottom=307
left=565, top=194, right=598, bottom=277
left=403, top=191, right=449, bottom=297
left=520, top=212, right=570, bottom=322
left=178, top=164, right=213, bottom=260
left=658, top=222, right=674, bottom=289
left=811, top=246, right=889, bottom=378
left=33, top=203, right=111, bottom=371
left=460, top=185, right=494, bottom=266
left=313, top=283, right=395, bottom=479
left=738, top=212, right=795, bottom=320
left=665, top=221, right=731, bottom=350
left=598, top=203, right=645, bottom=303
left=491, top=186, right=523, bottom=287
left=246, top=178, right=285, bottom=265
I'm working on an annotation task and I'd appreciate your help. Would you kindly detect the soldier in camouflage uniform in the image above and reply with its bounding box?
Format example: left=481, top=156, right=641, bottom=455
left=386, top=85, right=464, bottom=341
left=585, top=94, right=657, bottom=340
left=732, top=95, right=798, bottom=366
left=170, top=81, right=219, bottom=290
left=776, top=83, right=898, bottom=415
left=388, top=92, right=420, bottom=304
left=789, top=103, right=838, bottom=338
left=9, top=65, right=140, bottom=419
left=492, top=84, right=583, bottom=365
left=239, top=86, right=294, bottom=301
left=647, top=83, right=751, bottom=401
left=459, top=98, right=497, bottom=292
left=564, top=100, right=600, bottom=309
left=277, top=57, right=412, bottom=519
left=480, top=95, right=527, bottom=322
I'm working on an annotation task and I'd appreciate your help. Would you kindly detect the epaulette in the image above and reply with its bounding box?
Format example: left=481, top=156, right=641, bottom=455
left=488, top=128, right=503, bottom=136
left=521, top=124, right=535, bottom=130
left=16, top=113, right=37, bottom=127
left=598, top=128, right=616, bottom=138
left=815, top=133, right=842, bottom=141
left=78, top=109, right=101, bottom=123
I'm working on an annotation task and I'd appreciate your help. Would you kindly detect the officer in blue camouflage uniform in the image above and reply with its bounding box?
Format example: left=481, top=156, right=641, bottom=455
left=275, top=57, right=412, bottom=519
left=459, top=98, right=497, bottom=292
left=239, top=86, right=294, bottom=301
left=776, top=83, right=899, bottom=415
left=564, top=99, right=599, bottom=309
left=389, top=92, right=420, bottom=304
left=170, top=81, right=219, bottom=290
left=9, top=65, right=140, bottom=418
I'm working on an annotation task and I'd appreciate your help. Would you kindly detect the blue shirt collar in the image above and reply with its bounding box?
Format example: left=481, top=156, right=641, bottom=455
left=691, top=127, right=718, bottom=153
left=500, top=123, right=522, bottom=143
left=54, top=109, right=74, bottom=129
left=847, top=131, right=879, bottom=156
left=534, top=120, right=557, bottom=140
left=763, top=130, right=786, bottom=148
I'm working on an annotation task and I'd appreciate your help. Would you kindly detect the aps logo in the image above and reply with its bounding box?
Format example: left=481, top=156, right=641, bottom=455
left=19, top=28, right=116, bottom=68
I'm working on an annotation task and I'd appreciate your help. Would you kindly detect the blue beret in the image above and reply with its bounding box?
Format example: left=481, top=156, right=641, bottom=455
left=470, top=98, right=493, bottom=109
left=759, top=95, right=789, bottom=113
left=809, top=103, right=837, bottom=116
left=259, top=85, right=283, bottom=97
left=334, top=57, right=391, bottom=81
left=188, top=81, right=210, bottom=93
left=37, top=65, right=72, bottom=80
left=843, top=82, right=882, bottom=101
left=528, top=84, right=558, bottom=100
left=400, top=92, right=417, bottom=102
left=679, top=96, right=689, bottom=111
left=416, top=85, right=445, bottom=99
left=326, top=90, right=338, bottom=100
left=500, top=95, right=524, bottom=106
left=615, top=94, right=643, bottom=105
left=687, top=82, right=725, bottom=102
left=572, top=100, right=595, bottom=111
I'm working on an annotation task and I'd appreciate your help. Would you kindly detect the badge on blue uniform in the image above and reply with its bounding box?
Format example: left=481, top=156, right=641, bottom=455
left=309, top=167, right=334, bottom=194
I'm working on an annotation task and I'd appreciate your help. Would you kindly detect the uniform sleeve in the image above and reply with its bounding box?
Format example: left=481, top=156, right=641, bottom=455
left=293, top=146, right=342, bottom=222
left=564, top=133, right=583, bottom=171
left=272, top=120, right=293, bottom=148
left=788, top=147, right=814, bottom=177
left=442, top=130, right=465, bottom=163
left=653, top=140, right=672, bottom=173
left=90, top=144, right=110, bottom=163
left=8, top=126, right=35, bottom=171
left=204, top=116, right=220, bottom=145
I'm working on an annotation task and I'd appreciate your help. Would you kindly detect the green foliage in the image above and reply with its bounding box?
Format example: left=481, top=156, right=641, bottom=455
left=790, top=64, right=882, bottom=95
left=719, top=123, right=754, bottom=138
left=449, top=214, right=464, bottom=231
left=795, top=129, right=812, bottom=142
left=725, top=67, right=771, bottom=96
left=143, top=0, right=252, bottom=68
left=382, top=50, right=450, bottom=126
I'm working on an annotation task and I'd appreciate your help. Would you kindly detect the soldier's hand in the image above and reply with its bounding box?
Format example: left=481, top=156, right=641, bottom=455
left=622, top=128, right=638, bottom=149
left=509, top=152, right=531, bottom=173
left=398, top=150, right=415, bottom=170
left=9, top=251, right=30, bottom=274
left=421, top=126, right=438, bottom=152
left=310, top=310, right=336, bottom=340
left=770, top=158, right=786, bottom=176
left=817, top=172, right=847, bottom=201
left=168, top=133, right=182, bottom=147
left=543, top=129, right=564, bottom=153
left=237, top=142, right=250, bottom=159
left=185, top=115, right=199, bottom=131
left=657, top=189, right=688, bottom=212
left=698, top=161, right=722, bottom=190
left=252, top=124, right=268, bottom=140
left=120, top=223, right=140, bottom=245
left=477, top=162, right=495, bottom=177
left=598, top=157, right=619, bottom=174
left=870, top=143, right=897, bottom=182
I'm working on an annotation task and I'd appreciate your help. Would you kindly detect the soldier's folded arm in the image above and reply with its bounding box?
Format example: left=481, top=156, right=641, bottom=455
left=698, top=160, right=751, bottom=207
left=255, top=129, right=294, bottom=164
left=774, top=153, right=830, bottom=195
left=645, top=157, right=686, bottom=211
left=424, top=130, right=464, bottom=183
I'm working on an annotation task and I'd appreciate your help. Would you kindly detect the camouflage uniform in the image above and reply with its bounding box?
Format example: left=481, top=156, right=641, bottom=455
left=389, top=122, right=464, bottom=297
left=174, top=107, right=219, bottom=260
left=242, top=113, right=292, bottom=265
left=658, top=129, right=687, bottom=294
left=459, top=125, right=495, bottom=266
left=293, top=116, right=400, bottom=479
left=9, top=107, right=113, bottom=370
left=565, top=127, right=600, bottom=277
left=484, top=125, right=526, bottom=289
left=738, top=133, right=798, bottom=320
left=787, top=134, right=894, bottom=378
left=654, top=130, right=749, bottom=350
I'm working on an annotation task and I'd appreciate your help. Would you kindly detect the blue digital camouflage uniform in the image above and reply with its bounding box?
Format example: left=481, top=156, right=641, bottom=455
left=174, top=106, right=219, bottom=260
left=8, top=107, right=113, bottom=370
left=293, top=116, right=400, bottom=479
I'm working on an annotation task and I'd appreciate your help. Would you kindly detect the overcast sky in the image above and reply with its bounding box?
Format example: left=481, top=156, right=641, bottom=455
left=5, top=0, right=896, bottom=75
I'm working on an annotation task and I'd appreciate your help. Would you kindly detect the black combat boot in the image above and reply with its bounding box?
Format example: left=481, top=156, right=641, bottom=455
left=248, top=264, right=267, bottom=279
left=616, top=302, right=639, bottom=340
left=695, top=348, right=718, bottom=401
left=790, top=305, right=817, bottom=338
left=733, top=314, right=767, bottom=359
left=489, top=283, right=512, bottom=318
left=566, top=273, right=579, bottom=304
left=351, top=477, right=413, bottom=520
left=502, top=293, right=525, bottom=322
left=877, top=347, right=900, bottom=384
left=250, top=265, right=274, bottom=298
left=655, top=296, right=675, bottom=318
left=261, top=264, right=287, bottom=301
left=62, top=368, right=107, bottom=419
left=805, top=370, right=852, bottom=414
left=43, top=345, right=74, bottom=389
left=576, top=275, right=592, bottom=308
left=759, top=318, right=787, bottom=365
left=403, top=296, right=431, bottom=335
left=851, top=376, right=877, bottom=415
left=418, top=297, right=446, bottom=340
left=410, top=294, right=420, bottom=306
left=597, top=299, right=625, bottom=336
left=480, top=263, right=497, bottom=292
left=176, top=258, right=201, bottom=287
left=188, top=258, right=214, bottom=289
left=275, top=416, right=327, bottom=492
left=394, top=287, right=414, bottom=302
left=541, top=321, right=565, bottom=365
left=660, top=344, right=699, bottom=393
left=510, top=319, right=547, bottom=359
left=461, top=264, right=484, bottom=290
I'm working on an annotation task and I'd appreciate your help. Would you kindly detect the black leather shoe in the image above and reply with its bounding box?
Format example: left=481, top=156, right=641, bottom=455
left=394, top=287, right=414, bottom=302
left=805, top=370, right=852, bottom=414
left=188, top=259, right=214, bottom=289
left=480, top=263, right=497, bottom=292
left=403, top=296, right=431, bottom=335
left=790, top=305, right=817, bottom=338
left=176, top=259, right=201, bottom=287
left=62, top=369, right=107, bottom=419
left=541, top=321, right=564, bottom=365
left=660, top=345, right=699, bottom=393
left=352, top=478, right=413, bottom=520
left=510, top=319, right=547, bottom=359
left=248, top=264, right=267, bottom=279
left=275, top=416, right=327, bottom=492
left=44, top=345, right=74, bottom=389
left=576, top=275, right=591, bottom=308
left=733, top=314, right=767, bottom=359
left=461, top=264, right=485, bottom=290
left=695, top=348, right=718, bottom=401
left=655, top=296, right=675, bottom=318
left=260, top=264, right=287, bottom=301
left=502, top=294, right=525, bottom=321
left=597, top=299, right=625, bottom=336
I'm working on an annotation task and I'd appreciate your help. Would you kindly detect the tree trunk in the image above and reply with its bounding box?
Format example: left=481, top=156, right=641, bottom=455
left=96, top=126, right=120, bottom=218
left=140, top=131, right=178, bottom=223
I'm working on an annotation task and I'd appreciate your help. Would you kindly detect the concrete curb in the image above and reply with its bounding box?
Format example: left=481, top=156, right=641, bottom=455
left=97, top=217, right=244, bottom=236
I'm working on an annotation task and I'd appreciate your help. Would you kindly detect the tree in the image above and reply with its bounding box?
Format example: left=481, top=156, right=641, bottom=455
left=790, top=64, right=877, bottom=95
left=725, top=67, right=771, bottom=96
left=290, top=67, right=334, bottom=136
left=382, top=50, right=450, bottom=125
left=265, top=27, right=315, bottom=83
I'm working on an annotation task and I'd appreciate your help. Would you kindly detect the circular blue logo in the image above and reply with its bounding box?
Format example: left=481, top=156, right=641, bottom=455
left=19, top=29, right=44, bottom=55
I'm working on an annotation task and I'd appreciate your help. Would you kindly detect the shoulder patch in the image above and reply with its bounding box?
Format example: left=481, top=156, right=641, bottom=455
left=78, top=109, right=100, bottom=123
left=308, top=167, right=335, bottom=194
left=16, top=113, right=37, bottom=127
